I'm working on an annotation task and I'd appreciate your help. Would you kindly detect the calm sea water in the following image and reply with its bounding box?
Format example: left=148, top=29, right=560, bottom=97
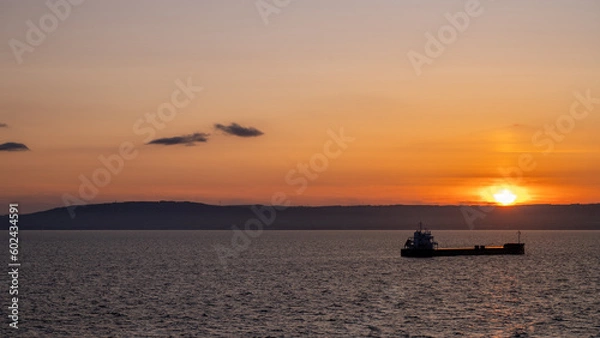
left=3, top=230, right=600, bottom=337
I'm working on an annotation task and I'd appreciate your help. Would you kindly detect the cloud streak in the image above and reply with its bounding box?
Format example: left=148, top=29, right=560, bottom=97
left=215, top=123, right=264, bottom=137
left=147, top=133, right=209, bottom=146
left=0, top=142, right=29, bottom=152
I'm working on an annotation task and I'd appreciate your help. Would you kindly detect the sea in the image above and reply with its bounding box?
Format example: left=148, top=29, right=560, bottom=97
left=3, top=230, right=599, bottom=338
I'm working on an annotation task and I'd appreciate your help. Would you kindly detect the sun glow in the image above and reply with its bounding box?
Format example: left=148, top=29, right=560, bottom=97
left=493, top=188, right=518, bottom=206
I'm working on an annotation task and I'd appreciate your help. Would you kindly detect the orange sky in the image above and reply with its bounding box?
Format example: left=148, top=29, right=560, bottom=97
left=1, top=0, right=599, bottom=213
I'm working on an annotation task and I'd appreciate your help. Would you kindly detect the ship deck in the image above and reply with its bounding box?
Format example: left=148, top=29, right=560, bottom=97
left=435, top=246, right=505, bottom=251
left=401, top=243, right=525, bottom=257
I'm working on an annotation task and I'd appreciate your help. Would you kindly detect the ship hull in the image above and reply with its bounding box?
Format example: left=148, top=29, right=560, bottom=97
left=401, top=243, right=524, bottom=257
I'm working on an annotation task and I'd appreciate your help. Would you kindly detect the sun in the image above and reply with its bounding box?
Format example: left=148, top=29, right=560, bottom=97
left=493, top=188, right=517, bottom=206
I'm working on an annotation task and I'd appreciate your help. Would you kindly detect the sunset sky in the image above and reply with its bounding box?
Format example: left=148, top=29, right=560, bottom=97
left=1, top=0, right=599, bottom=213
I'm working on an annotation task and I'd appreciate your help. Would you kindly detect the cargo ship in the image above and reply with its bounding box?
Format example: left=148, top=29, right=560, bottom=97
left=401, top=223, right=525, bottom=257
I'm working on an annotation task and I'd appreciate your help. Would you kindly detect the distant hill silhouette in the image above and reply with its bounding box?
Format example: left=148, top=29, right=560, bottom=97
left=5, top=201, right=600, bottom=230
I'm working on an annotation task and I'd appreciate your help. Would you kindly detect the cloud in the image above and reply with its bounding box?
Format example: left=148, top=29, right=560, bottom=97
left=0, top=142, right=29, bottom=152
left=0, top=123, right=7, bottom=128
left=215, top=123, right=264, bottom=137
left=147, top=133, right=209, bottom=146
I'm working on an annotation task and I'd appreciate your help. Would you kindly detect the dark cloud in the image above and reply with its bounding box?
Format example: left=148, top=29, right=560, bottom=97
left=0, top=142, right=29, bottom=152
left=0, top=123, right=7, bottom=128
left=147, top=133, right=209, bottom=146
left=215, top=123, right=263, bottom=137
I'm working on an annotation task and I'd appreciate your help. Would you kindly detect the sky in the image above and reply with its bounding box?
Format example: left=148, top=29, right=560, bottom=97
left=1, top=0, right=599, bottom=213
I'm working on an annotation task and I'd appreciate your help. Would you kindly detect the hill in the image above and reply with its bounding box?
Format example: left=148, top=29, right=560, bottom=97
left=6, top=201, right=600, bottom=230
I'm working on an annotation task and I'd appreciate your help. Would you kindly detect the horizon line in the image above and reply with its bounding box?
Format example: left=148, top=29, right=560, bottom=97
left=11, top=199, right=600, bottom=216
